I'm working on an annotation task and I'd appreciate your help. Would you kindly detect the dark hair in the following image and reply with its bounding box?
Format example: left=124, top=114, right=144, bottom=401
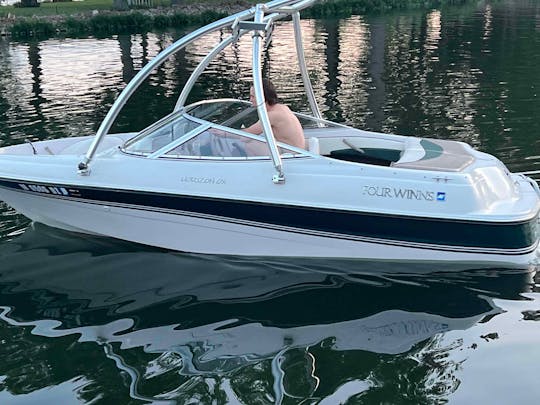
left=262, top=78, right=279, bottom=106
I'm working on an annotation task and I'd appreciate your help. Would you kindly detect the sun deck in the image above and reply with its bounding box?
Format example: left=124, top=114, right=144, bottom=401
left=304, top=126, right=476, bottom=172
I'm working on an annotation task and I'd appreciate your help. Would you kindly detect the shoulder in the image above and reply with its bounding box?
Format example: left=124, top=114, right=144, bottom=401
left=268, top=103, right=290, bottom=115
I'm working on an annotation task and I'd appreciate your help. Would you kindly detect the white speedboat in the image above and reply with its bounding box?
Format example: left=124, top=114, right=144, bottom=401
left=0, top=0, right=539, bottom=265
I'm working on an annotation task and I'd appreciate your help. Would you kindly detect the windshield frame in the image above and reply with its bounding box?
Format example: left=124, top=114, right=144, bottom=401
left=120, top=100, right=314, bottom=160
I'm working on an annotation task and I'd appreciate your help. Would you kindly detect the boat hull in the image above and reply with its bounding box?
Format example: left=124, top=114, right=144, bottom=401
left=0, top=183, right=537, bottom=267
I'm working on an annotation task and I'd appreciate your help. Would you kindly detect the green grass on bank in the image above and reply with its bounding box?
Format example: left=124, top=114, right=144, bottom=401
left=1, top=0, right=468, bottom=18
left=2, top=0, right=119, bottom=17
left=0, top=0, right=194, bottom=18
left=0, top=0, right=233, bottom=18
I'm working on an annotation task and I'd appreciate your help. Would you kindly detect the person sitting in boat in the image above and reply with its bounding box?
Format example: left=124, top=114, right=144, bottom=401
left=244, top=78, right=306, bottom=150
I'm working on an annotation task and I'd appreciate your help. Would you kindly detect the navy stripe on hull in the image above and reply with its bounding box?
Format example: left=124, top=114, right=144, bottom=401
left=0, top=178, right=538, bottom=252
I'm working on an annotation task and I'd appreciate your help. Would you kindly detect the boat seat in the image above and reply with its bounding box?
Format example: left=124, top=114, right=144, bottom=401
left=307, top=137, right=320, bottom=154
left=392, top=138, right=475, bottom=172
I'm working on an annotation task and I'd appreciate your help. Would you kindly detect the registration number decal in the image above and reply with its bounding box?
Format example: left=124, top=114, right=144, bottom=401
left=17, top=183, right=80, bottom=197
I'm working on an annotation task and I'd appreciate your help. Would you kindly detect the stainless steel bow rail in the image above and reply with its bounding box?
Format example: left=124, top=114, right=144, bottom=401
left=78, top=0, right=320, bottom=184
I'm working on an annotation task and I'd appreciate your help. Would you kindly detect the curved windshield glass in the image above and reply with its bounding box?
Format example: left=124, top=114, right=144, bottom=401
left=186, top=99, right=345, bottom=131
left=123, top=101, right=313, bottom=159
left=163, top=128, right=300, bottom=159
left=123, top=113, right=201, bottom=154
left=186, top=100, right=259, bottom=130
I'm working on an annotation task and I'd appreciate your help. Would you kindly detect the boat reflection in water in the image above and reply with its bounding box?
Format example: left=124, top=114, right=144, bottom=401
left=0, top=224, right=537, bottom=403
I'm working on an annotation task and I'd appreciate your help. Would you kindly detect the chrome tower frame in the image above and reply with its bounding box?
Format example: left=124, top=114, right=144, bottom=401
left=78, top=0, right=320, bottom=184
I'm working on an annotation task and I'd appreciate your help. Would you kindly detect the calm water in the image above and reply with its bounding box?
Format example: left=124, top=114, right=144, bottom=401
left=1, top=1, right=540, bottom=403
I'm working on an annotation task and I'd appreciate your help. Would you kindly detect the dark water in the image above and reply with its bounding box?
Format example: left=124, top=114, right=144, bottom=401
left=1, top=1, right=540, bottom=403
left=1, top=224, right=539, bottom=404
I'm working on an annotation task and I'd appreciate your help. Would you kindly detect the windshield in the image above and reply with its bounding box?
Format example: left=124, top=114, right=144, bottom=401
left=186, top=100, right=259, bottom=130
left=186, top=99, right=346, bottom=131
left=123, top=113, right=201, bottom=154
left=122, top=100, right=314, bottom=159
left=163, top=128, right=301, bottom=159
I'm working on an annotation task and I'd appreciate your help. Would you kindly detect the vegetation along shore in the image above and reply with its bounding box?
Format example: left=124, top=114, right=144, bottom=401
left=1, top=0, right=471, bottom=38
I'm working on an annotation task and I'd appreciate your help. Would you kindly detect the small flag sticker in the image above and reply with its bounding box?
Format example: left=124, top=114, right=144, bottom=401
left=437, top=192, right=446, bottom=201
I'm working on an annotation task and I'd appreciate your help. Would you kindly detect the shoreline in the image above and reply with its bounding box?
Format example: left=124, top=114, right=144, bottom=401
left=1, top=0, right=471, bottom=38
left=0, top=2, right=251, bottom=37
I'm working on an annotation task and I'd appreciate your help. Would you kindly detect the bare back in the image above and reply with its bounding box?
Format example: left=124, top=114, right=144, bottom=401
left=266, top=104, right=305, bottom=149
left=245, top=103, right=305, bottom=149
